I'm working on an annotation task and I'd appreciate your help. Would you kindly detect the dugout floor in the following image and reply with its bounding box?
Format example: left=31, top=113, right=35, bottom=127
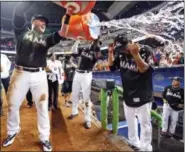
left=0, top=92, right=132, bottom=151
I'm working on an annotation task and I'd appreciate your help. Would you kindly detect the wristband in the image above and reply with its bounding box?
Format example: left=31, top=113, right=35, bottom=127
left=64, top=14, right=71, bottom=25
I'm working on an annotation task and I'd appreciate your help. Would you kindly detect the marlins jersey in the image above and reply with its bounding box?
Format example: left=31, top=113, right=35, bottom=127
left=13, top=13, right=65, bottom=68
left=77, top=47, right=100, bottom=71
left=110, top=45, right=154, bottom=107
left=162, top=85, right=184, bottom=111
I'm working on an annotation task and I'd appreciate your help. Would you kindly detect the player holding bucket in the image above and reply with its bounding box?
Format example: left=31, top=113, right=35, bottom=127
left=54, top=0, right=101, bottom=40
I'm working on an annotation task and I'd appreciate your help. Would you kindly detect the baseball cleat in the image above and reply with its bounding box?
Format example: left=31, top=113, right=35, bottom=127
left=41, top=140, right=52, bottom=151
left=128, top=144, right=140, bottom=152
left=2, top=128, right=21, bottom=147
left=160, top=131, right=167, bottom=137
left=67, top=114, right=78, bottom=120
left=84, top=121, right=91, bottom=129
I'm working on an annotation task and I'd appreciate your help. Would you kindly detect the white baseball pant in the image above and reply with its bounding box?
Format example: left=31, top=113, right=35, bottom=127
left=162, top=103, right=179, bottom=134
left=123, top=102, right=153, bottom=151
left=7, top=68, right=50, bottom=141
left=71, top=71, right=92, bottom=122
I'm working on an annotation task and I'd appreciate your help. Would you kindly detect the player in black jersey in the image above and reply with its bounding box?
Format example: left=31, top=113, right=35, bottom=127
left=161, top=77, right=184, bottom=138
left=2, top=2, right=73, bottom=151
left=67, top=39, right=101, bottom=129
left=108, top=34, right=154, bottom=151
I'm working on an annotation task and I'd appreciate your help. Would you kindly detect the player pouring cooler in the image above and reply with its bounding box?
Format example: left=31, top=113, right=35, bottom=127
left=2, top=1, right=74, bottom=151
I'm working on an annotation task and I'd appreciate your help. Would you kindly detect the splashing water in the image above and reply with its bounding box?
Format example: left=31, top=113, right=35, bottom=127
left=98, top=1, right=184, bottom=52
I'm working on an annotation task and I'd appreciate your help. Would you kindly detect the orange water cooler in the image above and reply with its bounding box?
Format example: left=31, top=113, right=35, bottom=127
left=53, top=1, right=100, bottom=40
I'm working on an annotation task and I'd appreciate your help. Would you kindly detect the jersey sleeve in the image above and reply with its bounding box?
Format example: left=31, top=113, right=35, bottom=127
left=46, top=32, right=66, bottom=48
left=162, top=86, right=168, bottom=99
left=13, top=14, right=27, bottom=39
left=109, top=53, right=120, bottom=71
left=181, top=88, right=184, bottom=103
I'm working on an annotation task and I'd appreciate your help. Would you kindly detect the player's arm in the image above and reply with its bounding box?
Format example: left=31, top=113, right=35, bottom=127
left=93, top=44, right=101, bottom=60
left=178, top=89, right=184, bottom=108
left=71, top=40, right=81, bottom=54
left=70, top=57, right=78, bottom=69
left=13, top=2, right=33, bottom=37
left=130, top=44, right=153, bottom=73
left=46, top=8, right=73, bottom=48
left=108, top=43, right=115, bottom=66
left=162, top=87, right=168, bottom=103
left=107, top=43, right=120, bottom=71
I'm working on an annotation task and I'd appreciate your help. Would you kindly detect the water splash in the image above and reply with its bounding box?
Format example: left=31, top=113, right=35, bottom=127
left=99, top=1, right=184, bottom=51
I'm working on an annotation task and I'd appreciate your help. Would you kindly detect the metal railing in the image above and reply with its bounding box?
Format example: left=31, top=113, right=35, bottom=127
left=99, top=83, right=163, bottom=148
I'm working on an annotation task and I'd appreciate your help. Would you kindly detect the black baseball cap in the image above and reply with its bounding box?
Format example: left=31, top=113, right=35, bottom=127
left=31, top=15, right=49, bottom=25
left=172, top=76, right=181, bottom=81
left=114, top=34, right=132, bottom=49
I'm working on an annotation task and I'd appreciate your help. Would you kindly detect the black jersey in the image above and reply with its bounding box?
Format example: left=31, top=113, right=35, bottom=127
left=64, top=61, right=76, bottom=81
left=110, top=45, right=154, bottom=107
left=77, top=47, right=100, bottom=71
left=13, top=12, right=65, bottom=68
left=162, top=85, right=184, bottom=111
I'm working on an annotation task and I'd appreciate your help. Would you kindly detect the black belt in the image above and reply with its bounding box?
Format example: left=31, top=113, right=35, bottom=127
left=77, top=69, right=90, bottom=73
left=15, top=65, right=45, bottom=72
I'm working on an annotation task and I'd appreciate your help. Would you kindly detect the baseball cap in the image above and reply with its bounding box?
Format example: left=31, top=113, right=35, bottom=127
left=114, top=34, right=131, bottom=49
left=31, top=15, right=49, bottom=25
left=172, top=76, right=181, bottom=81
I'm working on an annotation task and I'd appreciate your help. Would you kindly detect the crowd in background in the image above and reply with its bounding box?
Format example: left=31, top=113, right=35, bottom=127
left=93, top=39, right=184, bottom=72
left=153, top=39, right=184, bottom=67
left=1, top=37, right=184, bottom=72
left=1, top=39, right=15, bottom=51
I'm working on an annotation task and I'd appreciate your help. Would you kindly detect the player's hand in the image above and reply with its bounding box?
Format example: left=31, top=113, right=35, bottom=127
left=108, top=43, right=115, bottom=54
left=177, top=104, right=184, bottom=108
left=129, top=43, right=140, bottom=57
left=66, top=6, right=75, bottom=16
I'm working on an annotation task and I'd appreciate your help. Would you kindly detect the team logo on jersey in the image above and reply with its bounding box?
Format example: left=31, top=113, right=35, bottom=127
left=81, top=51, right=94, bottom=61
left=166, top=90, right=181, bottom=99
left=23, top=32, right=46, bottom=46
left=133, top=97, right=140, bottom=103
left=120, top=61, right=138, bottom=72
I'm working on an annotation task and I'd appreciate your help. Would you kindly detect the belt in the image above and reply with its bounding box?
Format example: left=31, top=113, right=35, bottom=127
left=77, top=69, right=90, bottom=73
left=15, top=65, right=45, bottom=72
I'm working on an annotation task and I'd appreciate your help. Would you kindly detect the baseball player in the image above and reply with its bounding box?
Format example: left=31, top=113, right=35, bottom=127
left=68, top=39, right=101, bottom=129
left=2, top=2, right=73, bottom=151
left=108, top=34, right=154, bottom=151
left=161, top=77, right=184, bottom=138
